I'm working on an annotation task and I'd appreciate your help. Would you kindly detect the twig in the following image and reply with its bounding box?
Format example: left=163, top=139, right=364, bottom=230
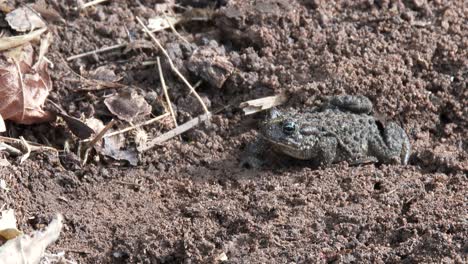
left=81, top=113, right=170, bottom=142
left=87, top=119, right=116, bottom=149
left=164, top=13, right=190, bottom=45
left=239, top=94, right=289, bottom=115
left=157, top=57, right=178, bottom=128
left=81, top=119, right=115, bottom=165
left=33, top=31, right=52, bottom=70
left=0, top=136, right=58, bottom=153
left=141, top=60, right=158, bottom=66
left=116, top=180, right=143, bottom=187
left=188, top=80, right=202, bottom=95
left=193, top=80, right=202, bottom=89
left=0, top=142, right=22, bottom=156
left=66, top=43, right=127, bottom=61
left=19, top=137, right=31, bottom=163
left=141, top=112, right=212, bottom=151
left=136, top=16, right=209, bottom=114
left=383, top=188, right=398, bottom=196
left=80, top=0, right=109, bottom=9
left=12, top=59, right=25, bottom=121
left=55, top=248, right=93, bottom=254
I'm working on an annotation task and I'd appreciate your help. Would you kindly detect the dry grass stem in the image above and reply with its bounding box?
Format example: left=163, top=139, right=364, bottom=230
left=193, top=80, right=202, bottom=89
left=141, top=60, right=158, bottom=66
left=157, top=57, right=178, bottom=128
left=81, top=113, right=170, bottom=143
left=34, top=31, right=52, bottom=69
left=0, top=136, right=58, bottom=153
left=141, top=112, right=212, bottom=151
left=66, top=43, right=127, bottom=61
left=87, top=119, right=116, bottom=148
left=80, top=0, right=109, bottom=9
left=81, top=119, right=116, bottom=165
left=164, top=13, right=190, bottom=45
left=12, top=59, right=25, bottom=121
left=19, top=136, right=31, bottom=163
left=239, top=94, right=289, bottom=115
left=136, top=16, right=209, bottom=114
left=0, top=142, right=22, bottom=156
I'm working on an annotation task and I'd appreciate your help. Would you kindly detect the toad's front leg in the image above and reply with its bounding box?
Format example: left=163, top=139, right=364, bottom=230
left=313, top=136, right=339, bottom=166
left=240, top=137, right=269, bottom=169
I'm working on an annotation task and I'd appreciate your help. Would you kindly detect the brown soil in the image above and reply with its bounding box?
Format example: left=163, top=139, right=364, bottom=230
left=1, top=0, right=467, bottom=263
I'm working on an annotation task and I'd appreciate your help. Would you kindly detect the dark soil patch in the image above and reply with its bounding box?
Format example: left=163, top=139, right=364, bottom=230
left=0, top=0, right=467, bottom=263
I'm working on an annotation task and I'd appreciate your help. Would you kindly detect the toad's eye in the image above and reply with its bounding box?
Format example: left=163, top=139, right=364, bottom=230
left=282, top=121, right=296, bottom=135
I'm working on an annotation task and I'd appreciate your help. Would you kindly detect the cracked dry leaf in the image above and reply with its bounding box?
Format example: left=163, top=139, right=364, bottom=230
left=0, top=43, right=53, bottom=124
left=102, top=134, right=138, bottom=166
left=5, top=6, right=46, bottom=32
left=104, top=90, right=151, bottom=122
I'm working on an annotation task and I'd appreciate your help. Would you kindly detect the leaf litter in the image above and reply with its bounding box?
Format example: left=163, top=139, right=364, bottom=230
left=80, top=118, right=138, bottom=166
left=104, top=90, right=152, bottom=123
left=5, top=6, right=46, bottom=32
left=0, top=38, right=53, bottom=125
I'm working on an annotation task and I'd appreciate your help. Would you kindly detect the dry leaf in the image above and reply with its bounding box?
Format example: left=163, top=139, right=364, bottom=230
left=0, top=179, right=9, bottom=190
left=5, top=6, right=46, bottom=32
left=0, top=214, right=63, bottom=264
left=3, top=43, right=34, bottom=65
left=215, top=252, right=228, bottom=261
left=0, top=158, right=10, bottom=167
left=88, top=66, right=121, bottom=82
left=0, top=209, right=22, bottom=240
left=104, top=91, right=151, bottom=122
left=84, top=118, right=138, bottom=165
left=186, top=46, right=235, bottom=88
left=61, top=114, right=95, bottom=139
left=123, top=39, right=153, bottom=54
left=31, top=2, right=64, bottom=23
left=46, top=99, right=95, bottom=139
left=0, top=1, right=14, bottom=13
left=102, top=134, right=138, bottom=166
left=0, top=43, right=53, bottom=124
left=155, top=2, right=175, bottom=14
left=148, top=15, right=181, bottom=32
left=0, top=28, right=47, bottom=51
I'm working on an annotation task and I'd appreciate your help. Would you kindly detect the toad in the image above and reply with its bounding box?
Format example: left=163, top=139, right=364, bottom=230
left=242, top=95, right=411, bottom=167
